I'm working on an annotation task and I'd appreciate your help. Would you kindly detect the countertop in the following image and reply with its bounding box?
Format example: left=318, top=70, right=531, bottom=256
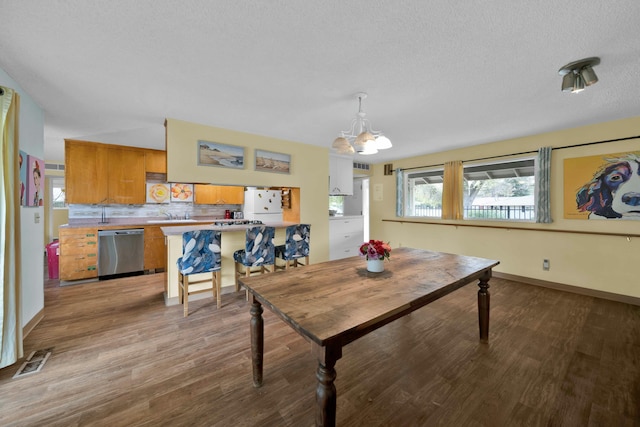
left=329, top=215, right=364, bottom=220
left=160, top=221, right=297, bottom=236
left=60, top=217, right=221, bottom=229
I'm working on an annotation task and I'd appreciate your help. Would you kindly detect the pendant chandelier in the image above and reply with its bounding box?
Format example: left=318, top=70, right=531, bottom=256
left=331, top=92, right=392, bottom=155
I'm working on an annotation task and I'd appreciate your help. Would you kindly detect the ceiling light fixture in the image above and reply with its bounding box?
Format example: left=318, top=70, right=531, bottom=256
left=332, top=92, right=392, bottom=155
left=558, top=57, right=600, bottom=93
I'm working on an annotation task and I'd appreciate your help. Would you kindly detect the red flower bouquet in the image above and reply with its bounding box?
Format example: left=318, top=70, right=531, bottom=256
left=359, top=239, right=391, bottom=261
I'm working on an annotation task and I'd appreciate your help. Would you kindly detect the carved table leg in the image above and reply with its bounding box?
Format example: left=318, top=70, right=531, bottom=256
left=313, top=344, right=342, bottom=427
left=477, top=270, right=491, bottom=342
left=250, top=298, right=264, bottom=387
left=315, top=360, right=337, bottom=427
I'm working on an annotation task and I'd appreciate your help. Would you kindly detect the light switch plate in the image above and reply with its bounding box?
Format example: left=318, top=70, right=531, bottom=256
left=34, top=212, right=40, bottom=223
left=373, top=184, right=383, bottom=201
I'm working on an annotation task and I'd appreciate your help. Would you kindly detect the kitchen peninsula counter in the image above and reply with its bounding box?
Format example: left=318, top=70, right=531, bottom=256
left=161, top=221, right=297, bottom=306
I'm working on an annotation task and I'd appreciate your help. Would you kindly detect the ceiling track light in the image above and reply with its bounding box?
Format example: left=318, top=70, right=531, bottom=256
left=558, top=57, right=600, bottom=93
left=331, top=92, right=392, bottom=155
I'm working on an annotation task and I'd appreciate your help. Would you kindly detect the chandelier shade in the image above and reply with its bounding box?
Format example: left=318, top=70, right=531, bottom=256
left=332, top=92, right=392, bottom=155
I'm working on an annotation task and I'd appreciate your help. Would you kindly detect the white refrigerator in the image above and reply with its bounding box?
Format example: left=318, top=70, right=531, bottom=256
left=243, top=189, right=283, bottom=222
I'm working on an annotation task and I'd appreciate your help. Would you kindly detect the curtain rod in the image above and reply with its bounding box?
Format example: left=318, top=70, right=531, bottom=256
left=399, top=134, right=640, bottom=172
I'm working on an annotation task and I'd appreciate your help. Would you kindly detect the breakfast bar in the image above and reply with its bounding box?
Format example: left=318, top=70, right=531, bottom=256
left=240, top=247, right=499, bottom=426
left=161, top=220, right=296, bottom=306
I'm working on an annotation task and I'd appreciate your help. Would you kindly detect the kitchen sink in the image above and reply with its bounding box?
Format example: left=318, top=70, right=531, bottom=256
left=146, top=219, right=199, bottom=224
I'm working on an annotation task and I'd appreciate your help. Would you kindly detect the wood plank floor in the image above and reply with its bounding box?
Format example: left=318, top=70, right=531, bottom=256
left=1, top=269, right=639, bottom=426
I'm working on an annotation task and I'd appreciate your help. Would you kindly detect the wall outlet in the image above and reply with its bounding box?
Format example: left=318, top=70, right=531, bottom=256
left=543, top=259, right=550, bottom=271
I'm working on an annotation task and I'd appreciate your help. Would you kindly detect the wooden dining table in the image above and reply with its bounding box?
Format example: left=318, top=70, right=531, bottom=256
left=239, top=247, right=500, bottom=426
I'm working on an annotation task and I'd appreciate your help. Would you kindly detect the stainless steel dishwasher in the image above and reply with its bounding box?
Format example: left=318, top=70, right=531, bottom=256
left=98, top=229, right=144, bottom=279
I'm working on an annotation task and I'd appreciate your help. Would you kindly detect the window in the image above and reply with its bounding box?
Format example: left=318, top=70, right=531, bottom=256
left=463, top=158, right=535, bottom=221
left=404, top=168, right=444, bottom=217
left=50, top=177, right=66, bottom=208
left=329, top=195, right=344, bottom=215
left=401, top=157, right=536, bottom=221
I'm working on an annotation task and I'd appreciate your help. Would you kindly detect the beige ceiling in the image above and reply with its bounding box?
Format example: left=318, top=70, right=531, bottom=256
left=1, top=1, right=640, bottom=164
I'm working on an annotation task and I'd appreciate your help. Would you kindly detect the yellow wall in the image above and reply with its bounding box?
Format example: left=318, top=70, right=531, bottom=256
left=369, top=116, right=640, bottom=298
left=165, top=118, right=330, bottom=263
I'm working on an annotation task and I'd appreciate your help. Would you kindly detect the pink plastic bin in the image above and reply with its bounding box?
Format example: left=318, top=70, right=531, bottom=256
left=46, top=241, right=60, bottom=279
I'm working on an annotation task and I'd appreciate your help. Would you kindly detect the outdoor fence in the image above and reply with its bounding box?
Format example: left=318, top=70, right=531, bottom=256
left=412, top=204, right=535, bottom=220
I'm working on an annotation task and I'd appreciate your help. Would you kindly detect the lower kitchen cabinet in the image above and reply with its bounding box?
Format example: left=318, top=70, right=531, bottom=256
left=58, top=227, right=99, bottom=281
left=144, top=226, right=166, bottom=271
left=329, top=216, right=364, bottom=260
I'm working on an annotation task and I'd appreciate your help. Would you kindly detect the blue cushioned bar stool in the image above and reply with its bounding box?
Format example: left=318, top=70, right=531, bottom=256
left=275, top=224, right=311, bottom=270
left=234, top=226, right=276, bottom=294
left=177, top=230, right=222, bottom=317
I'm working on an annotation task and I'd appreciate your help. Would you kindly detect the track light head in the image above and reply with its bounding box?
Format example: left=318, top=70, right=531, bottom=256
left=558, top=57, right=600, bottom=94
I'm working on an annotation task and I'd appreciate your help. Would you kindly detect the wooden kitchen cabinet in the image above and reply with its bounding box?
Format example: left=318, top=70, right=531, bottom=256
left=194, top=184, right=244, bottom=205
left=107, top=147, right=145, bottom=204
left=58, top=227, right=99, bottom=281
left=145, top=149, right=166, bottom=174
left=65, top=140, right=146, bottom=204
left=65, top=141, right=109, bottom=204
left=144, top=226, right=166, bottom=271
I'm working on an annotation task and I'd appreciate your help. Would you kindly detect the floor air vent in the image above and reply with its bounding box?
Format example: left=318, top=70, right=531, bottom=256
left=13, top=348, right=53, bottom=379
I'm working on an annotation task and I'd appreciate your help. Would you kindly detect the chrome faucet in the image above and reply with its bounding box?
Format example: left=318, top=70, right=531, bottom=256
left=163, top=212, right=173, bottom=220
left=99, top=205, right=109, bottom=224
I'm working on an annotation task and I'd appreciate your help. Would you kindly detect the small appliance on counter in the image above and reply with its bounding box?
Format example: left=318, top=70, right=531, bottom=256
left=212, top=219, right=263, bottom=226
left=243, top=188, right=283, bottom=222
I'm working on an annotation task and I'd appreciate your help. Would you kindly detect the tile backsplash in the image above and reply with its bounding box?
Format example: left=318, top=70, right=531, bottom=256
left=68, top=203, right=241, bottom=220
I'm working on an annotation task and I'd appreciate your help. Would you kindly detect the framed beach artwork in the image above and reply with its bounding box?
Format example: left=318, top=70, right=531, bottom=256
left=255, top=149, right=291, bottom=174
left=26, top=154, right=44, bottom=207
left=563, top=150, right=640, bottom=220
left=197, top=140, right=244, bottom=169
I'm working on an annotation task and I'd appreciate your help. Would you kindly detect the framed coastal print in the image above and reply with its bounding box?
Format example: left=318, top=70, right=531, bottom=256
left=197, top=140, right=244, bottom=169
left=255, top=149, right=291, bottom=174
left=563, top=150, right=640, bottom=220
left=26, top=154, right=44, bottom=207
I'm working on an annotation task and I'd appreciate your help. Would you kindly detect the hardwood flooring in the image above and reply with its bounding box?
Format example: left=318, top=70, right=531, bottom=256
left=0, top=268, right=638, bottom=426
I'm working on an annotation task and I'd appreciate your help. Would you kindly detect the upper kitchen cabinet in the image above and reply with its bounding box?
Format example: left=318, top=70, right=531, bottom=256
left=108, top=147, right=145, bottom=204
left=194, top=184, right=244, bottom=204
left=329, top=155, right=353, bottom=195
left=145, top=149, right=166, bottom=174
left=65, top=140, right=146, bottom=204
left=65, top=140, right=109, bottom=204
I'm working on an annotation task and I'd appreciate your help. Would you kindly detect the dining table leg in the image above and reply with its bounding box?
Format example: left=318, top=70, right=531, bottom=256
left=477, top=269, right=491, bottom=342
left=313, top=343, right=342, bottom=427
left=250, top=296, right=264, bottom=387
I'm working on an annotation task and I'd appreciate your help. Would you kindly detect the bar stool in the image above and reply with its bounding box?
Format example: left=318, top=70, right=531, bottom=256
left=177, top=229, right=222, bottom=317
left=234, top=226, right=275, bottom=294
left=275, top=224, right=311, bottom=270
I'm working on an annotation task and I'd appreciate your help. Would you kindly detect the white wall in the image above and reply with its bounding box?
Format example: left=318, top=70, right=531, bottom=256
left=0, top=67, right=45, bottom=328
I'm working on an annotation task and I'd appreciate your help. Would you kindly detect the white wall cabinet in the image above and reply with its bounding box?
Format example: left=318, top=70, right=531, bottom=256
left=329, top=216, right=364, bottom=260
left=329, top=155, right=353, bottom=195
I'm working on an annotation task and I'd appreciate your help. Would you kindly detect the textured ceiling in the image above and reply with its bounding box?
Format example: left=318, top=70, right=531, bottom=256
left=1, top=1, right=640, bottom=164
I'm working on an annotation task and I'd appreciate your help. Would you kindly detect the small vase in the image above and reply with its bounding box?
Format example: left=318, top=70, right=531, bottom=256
left=367, top=259, right=385, bottom=273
